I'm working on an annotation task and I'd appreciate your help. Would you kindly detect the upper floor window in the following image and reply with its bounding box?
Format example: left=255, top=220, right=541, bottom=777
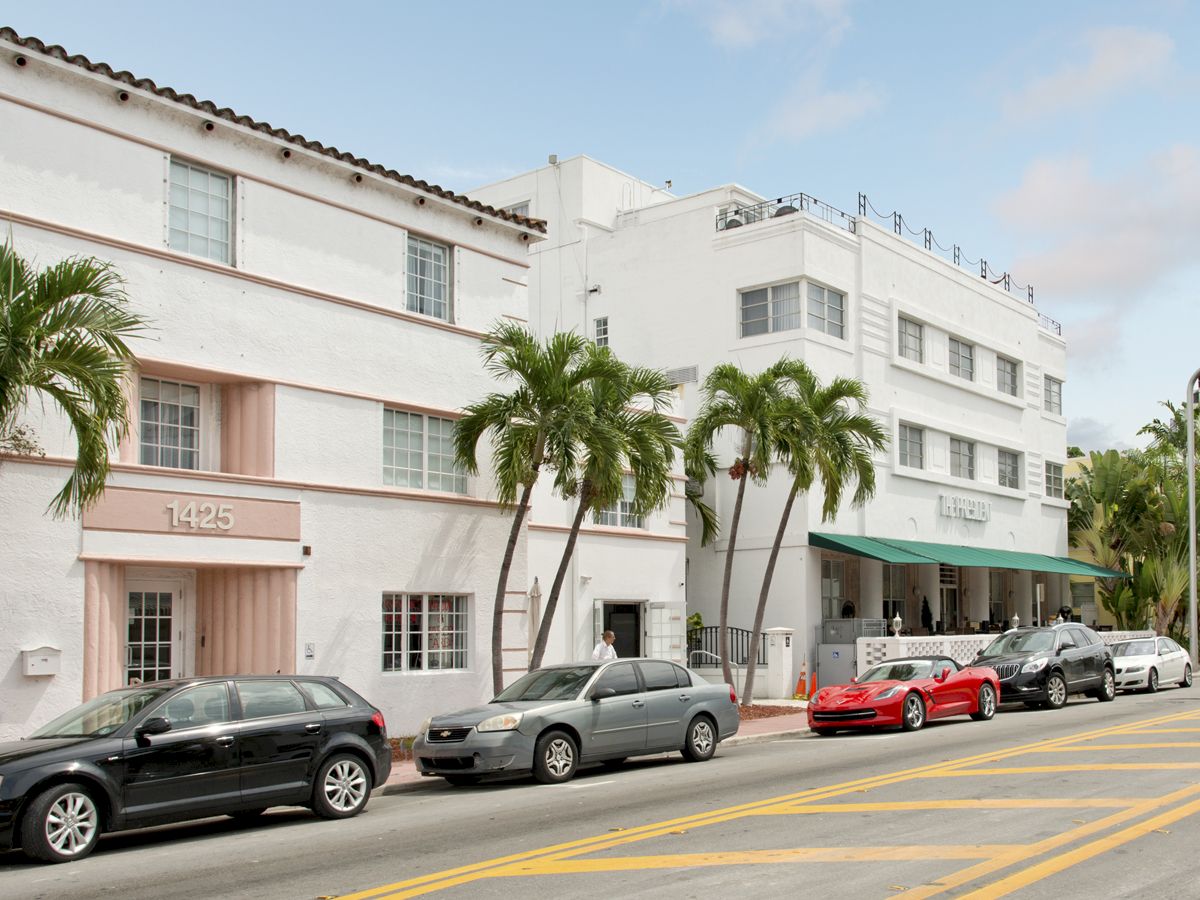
left=383, top=409, right=467, bottom=493
left=1045, top=461, right=1065, bottom=499
left=169, top=159, right=232, bottom=264
left=998, top=449, right=1020, bottom=489
left=898, top=317, right=924, bottom=363
left=948, top=338, right=975, bottom=381
left=740, top=281, right=800, bottom=337
left=950, top=438, right=975, bottom=479
left=594, top=473, right=644, bottom=529
left=594, top=316, right=609, bottom=348
left=997, top=356, right=1019, bottom=397
left=1044, top=376, right=1063, bottom=415
left=140, top=377, right=200, bottom=470
left=504, top=202, right=530, bottom=218
left=382, top=593, right=469, bottom=671
left=898, top=424, right=924, bottom=469
left=806, top=284, right=845, bottom=339
left=407, top=236, right=450, bottom=321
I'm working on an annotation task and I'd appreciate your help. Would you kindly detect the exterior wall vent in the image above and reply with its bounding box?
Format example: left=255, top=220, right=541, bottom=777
left=664, top=365, right=699, bottom=386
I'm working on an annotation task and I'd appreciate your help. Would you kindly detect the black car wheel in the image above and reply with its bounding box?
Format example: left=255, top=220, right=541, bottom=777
left=1146, top=668, right=1159, bottom=693
left=443, top=774, right=482, bottom=787
left=533, top=730, right=578, bottom=784
left=970, top=683, right=997, bottom=721
left=682, top=716, right=717, bottom=762
left=312, top=753, right=372, bottom=819
left=901, top=693, right=926, bottom=731
left=1097, top=668, right=1116, bottom=702
left=1181, top=664, right=1193, bottom=688
left=20, top=783, right=101, bottom=864
left=1045, top=672, right=1068, bottom=709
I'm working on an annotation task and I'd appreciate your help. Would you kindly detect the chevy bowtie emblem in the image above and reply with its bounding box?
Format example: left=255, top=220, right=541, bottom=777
left=440, top=730, right=452, bottom=738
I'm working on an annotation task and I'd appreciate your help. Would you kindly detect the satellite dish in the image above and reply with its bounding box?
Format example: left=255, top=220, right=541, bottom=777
left=722, top=215, right=744, bottom=229
left=773, top=204, right=798, bottom=217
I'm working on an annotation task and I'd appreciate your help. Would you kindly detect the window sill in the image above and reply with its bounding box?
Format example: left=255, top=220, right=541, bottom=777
left=891, top=464, right=1028, bottom=501
left=891, top=355, right=1027, bottom=410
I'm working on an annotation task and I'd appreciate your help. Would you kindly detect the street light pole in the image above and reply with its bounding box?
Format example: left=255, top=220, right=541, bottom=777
left=1187, top=368, right=1200, bottom=666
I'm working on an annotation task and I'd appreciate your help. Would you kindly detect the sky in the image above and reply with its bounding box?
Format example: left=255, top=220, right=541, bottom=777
left=5, top=0, right=1198, bottom=451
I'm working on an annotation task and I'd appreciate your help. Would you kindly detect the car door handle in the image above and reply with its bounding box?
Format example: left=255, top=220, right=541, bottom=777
left=631, top=701, right=645, bottom=709
left=305, top=723, right=322, bottom=734
left=215, top=735, right=235, bottom=747
left=679, top=695, right=692, bottom=702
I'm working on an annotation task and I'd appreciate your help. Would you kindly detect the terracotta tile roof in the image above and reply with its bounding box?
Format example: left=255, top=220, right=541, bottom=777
left=0, top=27, right=546, bottom=234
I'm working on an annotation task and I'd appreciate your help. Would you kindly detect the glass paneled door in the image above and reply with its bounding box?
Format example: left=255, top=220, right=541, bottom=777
left=127, top=581, right=186, bottom=684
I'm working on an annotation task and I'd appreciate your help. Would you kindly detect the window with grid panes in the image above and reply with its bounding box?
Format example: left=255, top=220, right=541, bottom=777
left=406, top=236, right=450, bottom=321
left=1044, top=375, right=1063, bottom=414
left=821, top=558, right=846, bottom=620
left=949, top=338, right=975, bottom=381
left=140, top=377, right=200, bottom=470
left=383, top=410, right=466, bottom=493
left=898, top=424, right=924, bottom=469
left=950, top=438, right=975, bottom=479
left=381, top=593, right=469, bottom=671
left=998, top=449, right=1020, bottom=489
left=997, top=356, right=1018, bottom=397
left=168, top=159, right=232, bottom=264
left=739, top=281, right=801, bottom=337
left=806, top=283, right=845, bottom=338
left=594, top=473, right=644, bottom=528
left=594, top=316, right=609, bottom=348
left=1045, top=461, right=1065, bottom=499
left=883, top=564, right=907, bottom=624
left=898, top=316, right=924, bottom=362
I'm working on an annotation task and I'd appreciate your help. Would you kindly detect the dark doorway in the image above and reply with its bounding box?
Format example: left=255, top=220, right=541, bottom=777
left=603, top=602, right=642, bottom=659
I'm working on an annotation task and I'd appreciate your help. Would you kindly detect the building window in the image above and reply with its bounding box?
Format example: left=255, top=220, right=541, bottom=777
left=504, top=201, right=530, bottom=218
left=997, top=356, right=1018, bottom=397
left=140, top=377, right=200, bottom=470
left=998, top=449, right=1020, bottom=489
left=407, top=235, right=450, bottom=321
left=594, top=473, right=644, bottom=529
left=821, top=558, right=846, bottom=620
left=950, top=438, right=975, bottom=479
left=989, top=570, right=1007, bottom=625
left=882, top=564, right=906, bottom=624
left=1045, top=461, right=1065, bottom=499
left=898, top=424, right=924, bottom=469
left=383, top=409, right=467, bottom=493
left=739, top=281, right=801, bottom=337
left=898, top=316, right=924, bottom=363
left=594, top=316, right=609, bottom=348
left=806, top=283, right=845, bottom=339
left=948, top=338, right=975, bottom=381
left=1044, top=375, right=1063, bottom=414
left=169, top=158, right=232, bottom=264
left=382, top=593, right=468, bottom=671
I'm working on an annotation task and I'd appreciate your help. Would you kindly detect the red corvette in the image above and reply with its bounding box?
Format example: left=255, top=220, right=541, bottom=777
left=807, top=656, right=1000, bottom=734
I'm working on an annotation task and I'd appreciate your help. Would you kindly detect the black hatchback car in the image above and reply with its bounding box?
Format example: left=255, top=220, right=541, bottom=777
left=0, top=675, right=391, bottom=863
left=972, top=623, right=1116, bottom=709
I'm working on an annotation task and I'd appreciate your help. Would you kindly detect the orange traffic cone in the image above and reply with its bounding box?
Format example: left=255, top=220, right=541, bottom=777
left=795, top=658, right=808, bottom=698
left=809, top=670, right=818, bottom=697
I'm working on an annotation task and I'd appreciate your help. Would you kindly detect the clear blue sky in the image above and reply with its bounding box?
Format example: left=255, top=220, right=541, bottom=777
left=6, top=1, right=1197, bottom=450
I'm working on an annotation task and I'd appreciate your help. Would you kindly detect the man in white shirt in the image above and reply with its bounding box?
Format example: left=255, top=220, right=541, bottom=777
left=592, top=630, right=618, bottom=660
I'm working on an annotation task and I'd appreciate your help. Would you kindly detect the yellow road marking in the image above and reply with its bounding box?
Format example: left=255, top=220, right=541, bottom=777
left=929, top=764, right=1200, bottom=776
left=1123, top=727, right=1200, bottom=734
left=756, top=798, right=1138, bottom=814
left=1030, top=743, right=1200, bottom=751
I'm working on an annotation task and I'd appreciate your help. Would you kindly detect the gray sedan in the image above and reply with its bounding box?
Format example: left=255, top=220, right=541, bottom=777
left=413, top=659, right=740, bottom=785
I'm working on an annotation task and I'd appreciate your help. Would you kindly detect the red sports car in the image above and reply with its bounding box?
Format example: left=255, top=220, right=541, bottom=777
left=807, top=656, right=1000, bottom=734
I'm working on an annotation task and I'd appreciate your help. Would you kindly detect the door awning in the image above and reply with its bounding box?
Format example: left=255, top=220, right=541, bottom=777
left=809, top=532, right=1127, bottom=579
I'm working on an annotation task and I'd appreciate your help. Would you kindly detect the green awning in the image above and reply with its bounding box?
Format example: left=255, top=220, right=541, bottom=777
left=809, top=532, right=1128, bottom=579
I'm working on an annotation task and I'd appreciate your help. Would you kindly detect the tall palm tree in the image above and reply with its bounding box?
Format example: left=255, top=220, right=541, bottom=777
left=0, top=240, right=146, bottom=516
left=740, top=367, right=886, bottom=704
left=684, top=360, right=795, bottom=687
left=454, top=323, right=622, bottom=694
left=529, top=359, right=680, bottom=669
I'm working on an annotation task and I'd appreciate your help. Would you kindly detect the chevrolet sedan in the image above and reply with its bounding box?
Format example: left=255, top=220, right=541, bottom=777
left=413, top=659, right=739, bottom=785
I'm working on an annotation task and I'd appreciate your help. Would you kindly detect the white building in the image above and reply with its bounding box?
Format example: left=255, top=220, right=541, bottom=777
left=473, top=156, right=1091, bottom=689
left=0, top=29, right=545, bottom=738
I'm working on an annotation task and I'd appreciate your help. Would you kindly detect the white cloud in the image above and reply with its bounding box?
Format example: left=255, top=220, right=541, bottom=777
left=1067, top=417, right=1130, bottom=453
left=762, top=76, right=880, bottom=143
left=1005, top=26, right=1173, bottom=121
left=669, top=0, right=853, bottom=48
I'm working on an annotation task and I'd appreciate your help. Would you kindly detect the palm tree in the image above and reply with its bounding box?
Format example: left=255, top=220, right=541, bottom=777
left=0, top=240, right=146, bottom=516
left=529, top=359, right=680, bottom=669
left=740, top=367, right=886, bottom=703
left=454, top=323, right=622, bottom=694
left=684, top=361, right=796, bottom=687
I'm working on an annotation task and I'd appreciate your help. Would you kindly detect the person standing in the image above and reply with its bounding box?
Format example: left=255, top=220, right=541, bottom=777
left=592, top=630, right=618, bottom=660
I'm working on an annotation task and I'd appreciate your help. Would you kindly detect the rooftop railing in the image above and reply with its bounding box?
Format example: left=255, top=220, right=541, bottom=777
left=716, top=192, right=856, bottom=235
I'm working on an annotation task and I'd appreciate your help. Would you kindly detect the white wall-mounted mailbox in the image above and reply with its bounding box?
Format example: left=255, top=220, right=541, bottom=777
left=23, top=646, right=62, bottom=676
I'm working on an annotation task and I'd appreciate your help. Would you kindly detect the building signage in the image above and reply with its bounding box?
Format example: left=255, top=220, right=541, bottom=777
left=939, top=494, right=991, bottom=522
left=82, top=487, right=301, bottom=541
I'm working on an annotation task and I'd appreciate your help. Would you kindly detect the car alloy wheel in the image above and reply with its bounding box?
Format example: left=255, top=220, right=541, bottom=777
left=902, top=693, right=926, bottom=731
left=1147, top=668, right=1159, bottom=693
left=682, top=716, right=716, bottom=762
left=533, top=730, right=578, bottom=784
left=21, top=784, right=100, bottom=863
left=1182, top=664, right=1193, bottom=688
left=313, top=754, right=371, bottom=818
left=971, top=684, right=996, bottom=721
left=1098, top=668, right=1116, bottom=702
left=1046, top=673, right=1068, bottom=709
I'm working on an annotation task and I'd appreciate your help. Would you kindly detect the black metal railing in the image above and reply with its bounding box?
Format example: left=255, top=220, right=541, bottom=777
left=716, top=192, right=856, bottom=235
left=686, top=626, right=768, bottom=667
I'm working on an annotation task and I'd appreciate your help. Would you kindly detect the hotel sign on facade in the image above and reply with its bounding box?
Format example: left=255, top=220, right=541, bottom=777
left=938, top=494, right=992, bottom=522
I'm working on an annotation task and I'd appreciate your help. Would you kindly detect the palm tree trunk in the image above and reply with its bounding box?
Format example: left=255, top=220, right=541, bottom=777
left=530, top=483, right=592, bottom=669
left=741, top=481, right=799, bottom=705
left=719, top=456, right=751, bottom=689
left=491, top=478, right=536, bottom=695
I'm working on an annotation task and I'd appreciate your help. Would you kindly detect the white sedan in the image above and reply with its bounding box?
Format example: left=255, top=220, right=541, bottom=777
left=1111, top=637, right=1193, bottom=693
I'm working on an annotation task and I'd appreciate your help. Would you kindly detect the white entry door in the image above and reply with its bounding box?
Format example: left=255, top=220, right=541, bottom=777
left=126, top=580, right=188, bottom=684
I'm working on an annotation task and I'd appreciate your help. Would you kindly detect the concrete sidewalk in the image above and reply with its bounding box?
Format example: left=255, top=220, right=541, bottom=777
left=381, top=703, right=810, bottom=794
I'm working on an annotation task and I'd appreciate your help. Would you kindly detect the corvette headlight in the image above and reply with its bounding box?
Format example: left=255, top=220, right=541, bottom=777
left=875, top=686, right=904, bottom=699
left=1021, top=657, right=1049, bottom=673
left=477, top=712, right=523, bottom=732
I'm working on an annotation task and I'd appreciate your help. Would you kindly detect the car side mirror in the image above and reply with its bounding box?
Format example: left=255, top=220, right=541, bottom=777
left=590, top=687, right=616, bottom=701
left=1060, top=640, right=1075, bottom=650
left=136, top=716, right=171, bottom=737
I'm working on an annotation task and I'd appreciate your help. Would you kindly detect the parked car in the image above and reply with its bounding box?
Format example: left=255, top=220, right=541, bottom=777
left=972, top=623, right=1115, bottom=708
left=0, top=675, right=390, bottom=864
left=1111, top=637, right=1194, bottom=692
left=807, top=656, right=1000, bottom=735
left=413, top=659, right=739, bottom=786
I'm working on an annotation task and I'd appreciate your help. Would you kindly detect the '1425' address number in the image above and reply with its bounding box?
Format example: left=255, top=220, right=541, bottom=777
left=166, top=500, right=235, bottom=531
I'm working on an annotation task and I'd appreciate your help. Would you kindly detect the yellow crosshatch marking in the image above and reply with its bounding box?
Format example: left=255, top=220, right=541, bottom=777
left=337, top=709, right=1200, bottom=900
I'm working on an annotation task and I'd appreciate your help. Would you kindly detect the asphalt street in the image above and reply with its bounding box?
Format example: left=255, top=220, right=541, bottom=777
left=3, top=689, right=1199, bottom=899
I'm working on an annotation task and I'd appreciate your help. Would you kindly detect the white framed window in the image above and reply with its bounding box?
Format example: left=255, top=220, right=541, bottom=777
left=806, top=283, right=845, bottom=339
left=594, top=316, right=609, bottom=348
left=169, top=158, right=232, bottom=264
left=997, top=356, right=1018, bottom=397
left=406, top=235, right=451, bottom=321
left=950, top=438, right=975, bottom=479
left=821, top=558, right=846, bottom=620
left=739, top=281, right=801, bottom=337
left=504, top=201, right=530, bottom=218
left=898, top=423, right=924, bottom=469
left=882, top=564, right=906, bottom=624
left=998, top=449, right=1021, bottom=489
left=898, top=316, right=924, bottom=362
left=140, top=377, right=200, bottom=470
left=383, top=409, right=466, bottom=493
left=594, top=473, right=645, bottom=529
left=948, top=338, right=975, bottom=381
left=1045, top=461, right=1065, bottom=499
left=1044, top=376, right=1063, bottom=414
left=382, top=593, right=469, bottom=671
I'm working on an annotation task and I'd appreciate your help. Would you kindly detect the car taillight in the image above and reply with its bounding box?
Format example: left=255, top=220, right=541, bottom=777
left=729, top=686, right=738, bottom=704
left=371, top=710, right=386, bottom=733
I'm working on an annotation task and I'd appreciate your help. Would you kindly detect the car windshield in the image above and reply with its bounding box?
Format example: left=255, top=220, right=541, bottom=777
left=494, top=666, right=596, bottom=702
left=1112, top=640, right=1156, bottom=657
left=859, top=660, right=934, bottom=682
left=978, top=631, right=1056, bottom=657
left=29, top=686, right=172, bottom=738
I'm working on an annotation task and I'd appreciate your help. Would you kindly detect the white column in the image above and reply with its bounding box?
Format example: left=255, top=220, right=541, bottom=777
left=919, top=564, right=940, bottom=633
left=967, top=568, right=989, bottom=625
left=860, top=559, right=883, bottom=619
left=1013, top=570, right=1033, bottom=626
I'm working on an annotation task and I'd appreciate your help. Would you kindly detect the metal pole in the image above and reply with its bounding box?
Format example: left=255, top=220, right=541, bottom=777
left=1188, top=368, right=1200, bottom=665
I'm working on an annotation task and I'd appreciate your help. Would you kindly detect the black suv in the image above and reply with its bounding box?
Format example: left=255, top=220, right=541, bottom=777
left=0, top=675, right=391, bottom=863
left=972, top=623, right=1116, bottom=709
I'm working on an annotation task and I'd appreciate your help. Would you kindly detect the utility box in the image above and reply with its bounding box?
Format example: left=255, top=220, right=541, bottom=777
left=23, top=646, right=61, bottom=676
